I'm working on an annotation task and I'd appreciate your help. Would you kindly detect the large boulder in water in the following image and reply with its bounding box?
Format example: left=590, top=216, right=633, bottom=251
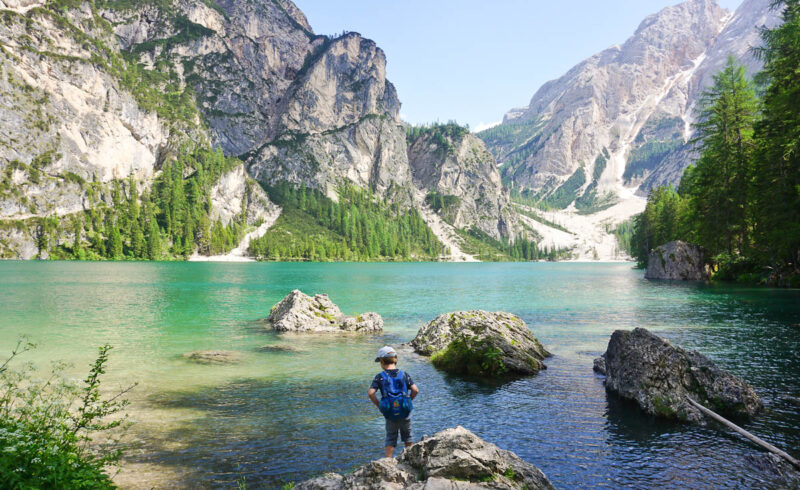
left=295, top=426, right=554, bottom=490
left=267, top=290, right=383, bottom=333
left=594, top=328, right=762, bottom=424
left=645, top=240, right=711, bottom=281
left=410, top=311, right=550, bottom=377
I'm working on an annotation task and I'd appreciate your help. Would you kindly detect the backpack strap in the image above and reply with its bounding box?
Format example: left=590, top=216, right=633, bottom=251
left=395, top=369, right=407, bottom=395
left=378, top=371, right=391, bottom=397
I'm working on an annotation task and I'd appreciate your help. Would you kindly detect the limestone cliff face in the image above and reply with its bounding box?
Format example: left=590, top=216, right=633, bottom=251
left=481, top=0, right=779, bottom=203
left=105, top=0, right=412, bottom=203
left=0, top=0, right=519, bottom=261
left=407, top=128, right=517, bottom=240
left=0, top=5, right=171, bottom=222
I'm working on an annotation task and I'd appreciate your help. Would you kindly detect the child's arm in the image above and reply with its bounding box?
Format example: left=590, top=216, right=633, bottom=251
left=409, top=384, right=419, bottom=400
left=368, top=388, right=380, bottom=408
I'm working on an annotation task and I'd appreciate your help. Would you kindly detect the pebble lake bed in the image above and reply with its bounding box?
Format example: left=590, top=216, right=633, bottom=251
left=1, top=261, right=799, bottom=488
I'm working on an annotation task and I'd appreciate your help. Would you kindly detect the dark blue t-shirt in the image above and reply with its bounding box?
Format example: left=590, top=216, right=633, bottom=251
left=371, top=369, right=414, bottom=396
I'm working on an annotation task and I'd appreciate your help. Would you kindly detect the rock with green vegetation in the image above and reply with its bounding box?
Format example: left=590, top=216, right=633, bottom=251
left=295, top=426, right=554, bottom=490
left=267, top=289, right=382, bottom=333
left=407, top=123, right=520, bottom=241
left=645, top=240, right=711, bottom=281
left=594, top=328, right=762, bottom=424
left=410, top=311, right=550, bottom=377
left=183, top=350, right=243, bottom=365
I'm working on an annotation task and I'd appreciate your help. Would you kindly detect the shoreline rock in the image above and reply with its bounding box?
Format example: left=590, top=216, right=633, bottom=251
left=594, top=328, right=762, bottom=424
left=645, top=240, right=711, bottom=281
left=410, top=311, right=550, bottom=378
left=295, top=426, right=554, bottom=489
left=267, top=290, right=383, bottom=333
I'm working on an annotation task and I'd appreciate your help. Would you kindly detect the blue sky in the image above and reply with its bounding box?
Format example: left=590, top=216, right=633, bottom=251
left=293, top=0, right=743, bottom=131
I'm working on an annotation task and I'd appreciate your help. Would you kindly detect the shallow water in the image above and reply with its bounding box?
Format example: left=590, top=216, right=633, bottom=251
left=0, top=262, right=798, bottom=488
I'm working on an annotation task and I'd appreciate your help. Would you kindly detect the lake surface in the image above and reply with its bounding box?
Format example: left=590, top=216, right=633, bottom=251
left=1, top=262, right=799, bottom=488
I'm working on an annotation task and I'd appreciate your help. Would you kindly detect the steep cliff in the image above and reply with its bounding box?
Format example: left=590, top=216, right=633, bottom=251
left=407, top=124, right=517, bottom=241
left=1, top=0, right=517, bottom=261
left=481, top=0, right=779, bottom=200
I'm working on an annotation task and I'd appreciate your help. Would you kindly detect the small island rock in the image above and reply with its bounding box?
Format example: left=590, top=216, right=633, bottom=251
left=295, top=426, right=554, bottom=490
left=410, top=311, right=550, bottom=377
left=267, top=290, right=383, bottom=333
left=594, top=328, right=762, bottom=424
left=645, top=240, right=711, bottom=281
left=183, top=350, right=243, bottom=365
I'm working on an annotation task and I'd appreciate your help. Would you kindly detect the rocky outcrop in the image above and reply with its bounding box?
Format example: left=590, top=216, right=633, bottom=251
left=408, top=126, right=519, bottom=241
left=183, top=350, right=244, bottom=365
left=208, top=165, right=280, bottom=228
left=644, top=240, right=711, bottom=281
left=267, top=290, right=383, bottom=333
left=410, top=311, right=550, bottom=377
left=594, top=328, right=762, bottom=424
left=295, top=426, right=554, bottom=490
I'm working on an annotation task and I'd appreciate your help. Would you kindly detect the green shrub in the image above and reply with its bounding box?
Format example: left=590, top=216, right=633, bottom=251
left=0, top=340, right=134, bottom=489
left=430, top=337, right=508, bottom=377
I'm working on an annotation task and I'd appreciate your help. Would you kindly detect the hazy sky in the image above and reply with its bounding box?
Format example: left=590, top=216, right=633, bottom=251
left=293, top=0, right=743, bottom=131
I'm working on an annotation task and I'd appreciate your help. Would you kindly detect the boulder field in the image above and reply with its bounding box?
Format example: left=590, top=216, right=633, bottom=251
left=410, top=311, right=550, bottom=377
left=267, top=290, right=383, bottom=333
left=594, top=328, right=762, bottom=424
left=295, top=426, right=555, bottom=490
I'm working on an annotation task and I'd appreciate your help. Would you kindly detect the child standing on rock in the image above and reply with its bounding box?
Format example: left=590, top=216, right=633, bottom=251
left=368, top=346, right=419, bottom=458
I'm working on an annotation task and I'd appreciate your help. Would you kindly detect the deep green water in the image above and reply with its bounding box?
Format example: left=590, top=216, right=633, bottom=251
left=1, top=262, right=799, bottom=488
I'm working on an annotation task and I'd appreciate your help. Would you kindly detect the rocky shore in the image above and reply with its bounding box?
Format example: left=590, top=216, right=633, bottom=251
left=295, top=426, right=555, bottom=490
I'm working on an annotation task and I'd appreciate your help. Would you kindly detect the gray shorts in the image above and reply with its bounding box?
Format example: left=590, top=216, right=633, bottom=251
left=384, top=417, right=412, bottom=447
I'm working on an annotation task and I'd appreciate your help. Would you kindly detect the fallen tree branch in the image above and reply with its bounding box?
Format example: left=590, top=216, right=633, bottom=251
left=687, top=396, right=800, bottom=470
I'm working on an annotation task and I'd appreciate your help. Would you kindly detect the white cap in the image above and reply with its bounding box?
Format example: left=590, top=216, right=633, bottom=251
left=374, top=346, right=397, bottom=362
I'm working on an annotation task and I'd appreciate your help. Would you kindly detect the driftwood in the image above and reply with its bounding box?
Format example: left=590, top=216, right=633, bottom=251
left=686, top=396, right=800, bottom=470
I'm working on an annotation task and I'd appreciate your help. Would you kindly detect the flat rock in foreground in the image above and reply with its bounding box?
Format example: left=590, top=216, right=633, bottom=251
left=594, top=328, right=762, bottom=424
left=267, top=290, right=383, bottom=333
left=645, top=240, right=711, bottom=281
left=295, top=426, right=554, bottom=490
left=410, top=311, right=550, bottom=377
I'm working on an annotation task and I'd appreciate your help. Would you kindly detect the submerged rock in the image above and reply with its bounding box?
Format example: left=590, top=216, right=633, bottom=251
left=183, top=350, right=243, bottom=365
left=267, top=290, right=383, bottom=333
left=595, top=328, right=762, bottom=424
left=256, top=344, right=307, bottom=354
left=410, top=311, right=550, bottom=377
left=295, top=426, right=554, bottom=490
left=645, top=241, right=711, bottom=281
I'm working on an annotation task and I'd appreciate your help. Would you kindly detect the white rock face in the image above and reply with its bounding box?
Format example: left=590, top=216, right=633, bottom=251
left=486, top=0, right=729, bottom=192
left=0, top=0, right=44, bottom=13
left=209, top=165, right=279, bottom=227
left=0, top=10, right=168, bottom=217
left=479, top=0, right=780, bottom=256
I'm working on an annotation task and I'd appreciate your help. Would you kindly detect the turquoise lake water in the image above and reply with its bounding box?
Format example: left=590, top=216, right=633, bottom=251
left=0, top=261, right=799, bottom=488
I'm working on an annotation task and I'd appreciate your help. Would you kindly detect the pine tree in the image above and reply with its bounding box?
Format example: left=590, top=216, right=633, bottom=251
left=751, top=0, right=800, bottom=270
left=687, top=55, right=759, bottom=256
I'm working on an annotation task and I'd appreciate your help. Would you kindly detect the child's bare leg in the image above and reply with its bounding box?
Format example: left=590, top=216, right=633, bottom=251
left=385, top=446, right=394, bottom=458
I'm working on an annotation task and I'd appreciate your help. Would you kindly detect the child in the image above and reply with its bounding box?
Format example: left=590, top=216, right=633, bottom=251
left=367, top=346, right=419, bottom=458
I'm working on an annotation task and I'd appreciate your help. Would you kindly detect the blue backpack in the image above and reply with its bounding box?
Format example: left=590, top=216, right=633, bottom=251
left=378, top=370, right=413, bottom=421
